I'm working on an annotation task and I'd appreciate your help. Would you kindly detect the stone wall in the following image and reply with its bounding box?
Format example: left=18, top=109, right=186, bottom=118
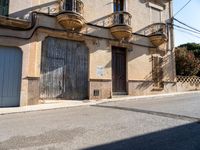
left=89, top=80, right=112, bottom=100
left=27, top=77, right=40, bottom=105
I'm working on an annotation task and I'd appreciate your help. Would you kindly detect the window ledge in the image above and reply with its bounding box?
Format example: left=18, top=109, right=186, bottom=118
left=147, top=2, right=165, bottom=11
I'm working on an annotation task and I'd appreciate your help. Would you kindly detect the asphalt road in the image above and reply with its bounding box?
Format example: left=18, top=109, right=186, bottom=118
left=0, top=93, right=200, bottom=150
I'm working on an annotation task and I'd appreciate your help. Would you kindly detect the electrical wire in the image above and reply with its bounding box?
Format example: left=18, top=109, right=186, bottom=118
left=174, top=27, right=200, bottom=39
left=172, top=24, right=200, bottom=35
left=173, top=0, right=192, bottom=17
left=174, top=18, right=200, bottom=33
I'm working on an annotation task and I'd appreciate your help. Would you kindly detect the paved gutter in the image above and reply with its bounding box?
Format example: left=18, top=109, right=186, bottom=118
left=0, top=91, right=199, bottom=115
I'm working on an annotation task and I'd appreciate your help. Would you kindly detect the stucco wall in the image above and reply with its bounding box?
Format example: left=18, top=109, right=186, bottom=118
left=8, top=0, right=170, bottom=31
left=87, top=39, right=112, bottom=80
left=0, top=0, right=175, bottom=104
left=162, top=51, right=176, bottom=81
left=83, top=0, right=113, bottom=23
left=128, top=45, right=152, bottom=80
left=9, top=0, right=59, bottom=19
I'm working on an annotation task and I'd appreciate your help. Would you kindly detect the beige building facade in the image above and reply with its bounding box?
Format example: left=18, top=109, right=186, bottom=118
left=0, top=0, right=176, bottom=107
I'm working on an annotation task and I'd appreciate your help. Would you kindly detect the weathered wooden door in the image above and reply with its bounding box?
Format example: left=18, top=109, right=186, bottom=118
left=112, top=47, right=127, bottom=93
left=0, top=46, right=22, bottom=107
left=40, top=37, right=88, bottom=100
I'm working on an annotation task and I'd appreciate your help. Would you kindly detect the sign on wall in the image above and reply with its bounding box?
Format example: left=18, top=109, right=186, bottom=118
left=96, top=66, right=104, bottom=77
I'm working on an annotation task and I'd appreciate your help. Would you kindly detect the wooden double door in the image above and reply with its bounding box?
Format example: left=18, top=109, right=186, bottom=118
left=112, top=47, right=127, bottom=93
left=40, top=37, right=88, bottom=100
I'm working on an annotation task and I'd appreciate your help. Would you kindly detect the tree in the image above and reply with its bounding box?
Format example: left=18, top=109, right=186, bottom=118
left=175, top=47, right=200, bottom=76
left=178, top=43, right=200, bottom=59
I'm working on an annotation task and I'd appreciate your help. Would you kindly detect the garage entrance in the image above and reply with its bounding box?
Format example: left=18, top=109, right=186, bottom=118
left=0, top=46, right=22, bottom=107
left=40, top=37, right=88, bottom=100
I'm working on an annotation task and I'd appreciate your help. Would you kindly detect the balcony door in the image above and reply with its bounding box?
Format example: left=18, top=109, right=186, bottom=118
left=113, top=0, right=126, bottom=24
left=65, top=0, right=73, bottom=11
left=113, top=0, right=124, bottom=12
left=0, top=0, right=9, bottom=16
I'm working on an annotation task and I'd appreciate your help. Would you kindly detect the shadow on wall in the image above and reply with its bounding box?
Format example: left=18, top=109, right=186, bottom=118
left=139, top=0, right=148, bottom=3
left=130, top=52, right=172, bottom=90
left=135, top=23, right=166, bottom=36
left=88, top=0, right=149, bottom=27
left=9, top=1, right=58, bottom=19
left=88, top=14, right=116, bottom=27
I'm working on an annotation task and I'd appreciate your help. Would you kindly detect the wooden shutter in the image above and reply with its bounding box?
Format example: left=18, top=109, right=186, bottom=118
left=158, top=57, right=163, bottom=81
left=152, top=56, right=158, bottom=82
left=152, top=56, right=163, bottom=88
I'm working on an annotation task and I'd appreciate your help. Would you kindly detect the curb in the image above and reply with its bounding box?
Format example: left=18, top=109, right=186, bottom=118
left=0, top=91, right=200, bottom=115
left=93, top=91, right=200, bottom=106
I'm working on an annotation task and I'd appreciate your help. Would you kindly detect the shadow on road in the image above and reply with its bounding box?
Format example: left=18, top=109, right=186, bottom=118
left=92, top=105, right=200, bottom=122
left=84, top=105, right=200, bottom=150
left=84, top=121, right=200, bottom=150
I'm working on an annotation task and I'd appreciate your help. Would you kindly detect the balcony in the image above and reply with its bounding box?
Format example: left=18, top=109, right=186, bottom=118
left=110, top=11, right=132, bottom=40
left=57, top=0, right=85, bottom=30
left=160, top=0, right=172, bottom=2
left=148, top=23, right=168, bottom=47
left=148, top=0, right=171, bottom=5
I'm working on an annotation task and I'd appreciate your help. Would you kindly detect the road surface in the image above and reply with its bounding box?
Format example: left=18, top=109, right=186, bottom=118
left=0, top=93, right=200, bottom=150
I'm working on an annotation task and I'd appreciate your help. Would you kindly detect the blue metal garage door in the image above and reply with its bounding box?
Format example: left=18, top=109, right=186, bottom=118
left=0, top=46, right=22, bottom=107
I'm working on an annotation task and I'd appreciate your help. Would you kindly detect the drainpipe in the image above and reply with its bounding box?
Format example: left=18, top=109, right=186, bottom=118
left=169, top=0, right=174, bottom=50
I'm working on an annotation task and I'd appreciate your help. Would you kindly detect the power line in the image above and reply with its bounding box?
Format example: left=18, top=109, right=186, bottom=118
left=174, top=18, right=200, bottom=33
left=172, top=23, right=200, bottom=39
left=172, top=24, right=200, bottom=35
left=169, top=22, right=200, bottom=40
left=173, top=0, right=192, bottom=17
left=174, top=28, right=200, bottom=39
left=174, top=28, right=194, bottom=41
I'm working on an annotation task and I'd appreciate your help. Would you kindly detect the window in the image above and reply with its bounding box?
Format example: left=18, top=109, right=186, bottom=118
left=151, top=8, right=162, bottom=23
left=65, top=0, right=73, bottom=11
left=113, top=0, right=126, bottom=24
left=0, top=0, right=9, bottom=16
left=113, top=0, right=124, bottom=12
left=63, top=0, right=83, bottom=13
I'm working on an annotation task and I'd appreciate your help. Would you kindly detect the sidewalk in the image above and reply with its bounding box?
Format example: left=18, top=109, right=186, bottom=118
left=0, top=91, right=200, bottom=115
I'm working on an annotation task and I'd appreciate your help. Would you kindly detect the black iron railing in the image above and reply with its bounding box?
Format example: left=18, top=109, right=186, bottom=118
left=60, top=0, right=84, bottom=14
left=145, top=23, right=167, bottom=36
left=111, top=11, right=132, bottom=26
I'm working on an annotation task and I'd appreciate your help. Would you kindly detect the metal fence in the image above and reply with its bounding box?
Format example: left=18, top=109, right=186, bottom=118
left=177, top=76, right=200, bottom=84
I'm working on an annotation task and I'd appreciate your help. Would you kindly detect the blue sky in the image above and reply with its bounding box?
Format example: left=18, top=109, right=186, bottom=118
left=173, top=0, right=200, bottom=46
